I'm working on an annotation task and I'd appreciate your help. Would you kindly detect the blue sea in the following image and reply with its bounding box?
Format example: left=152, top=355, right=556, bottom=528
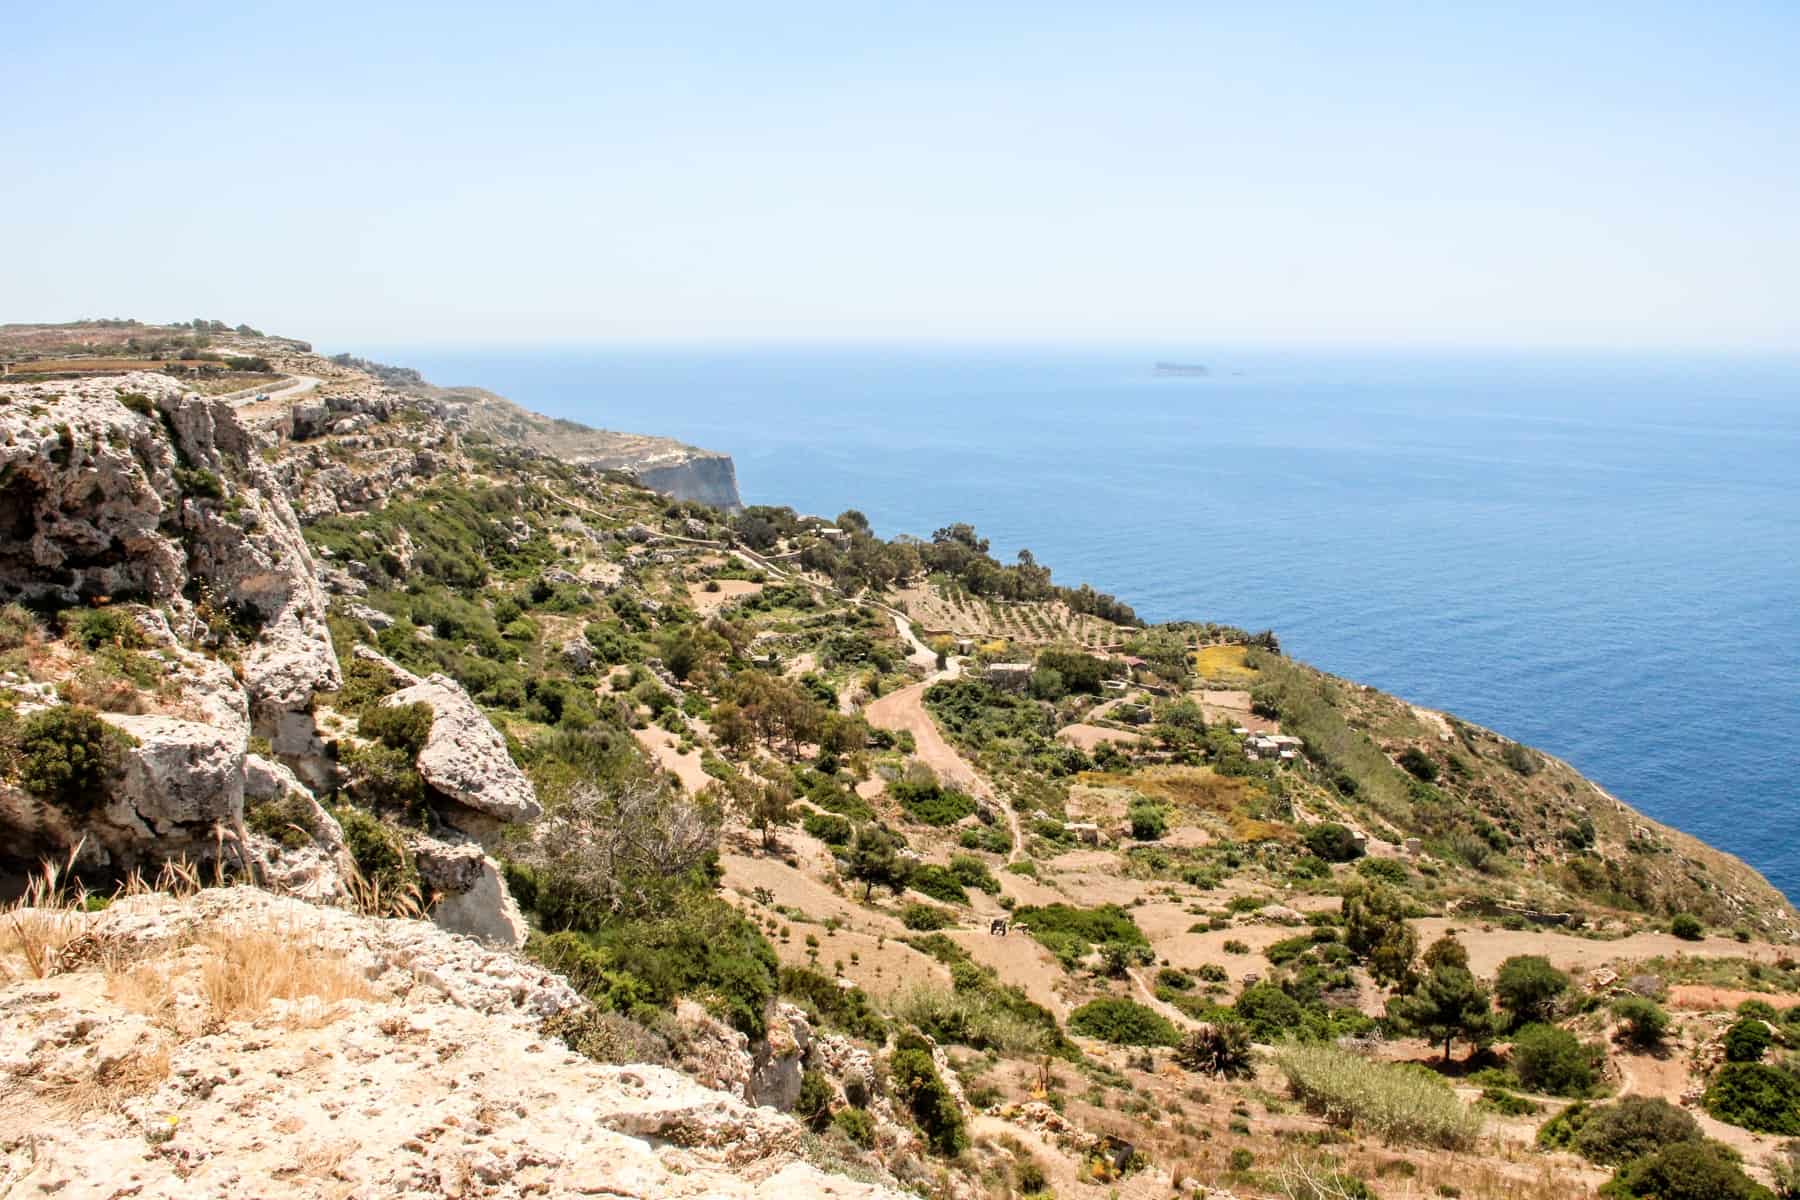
left=353, top=344, right=1800, bottom=903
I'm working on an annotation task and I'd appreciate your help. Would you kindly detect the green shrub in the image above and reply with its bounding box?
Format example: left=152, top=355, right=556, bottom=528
left=1510, top=1023, right=1602, bottom=1096
left=1157, top=967, right=1193, bottom=992
left=1611, top=997, right=1670, bottom=1048
left=12, top=705, right=130, bottom=811
left=908, top=864, right=967, bottom=905
left=1012, top=902, right=1147, bottom=967
left=1128, top=798, right=1169, bottom=840
left=1704, top=1062, right=1800, bottom=1134
left=897, top=980, right=1065, bottom=1057
left=1478, top=1087, right=1538, bottom=1116
left=1356, top=856, right=1409, bottom=883
left=833, top=1105, right=876, bottom=1147
left=358, top=700, right=434, bottom=755
left=1235, top=983, right=1303, bottom=1041
left=1303, top=822, right=1364, bottom=863
left=334, top=804, right=420, bottom=900
left=64, top=606, right=144, bottom=651
left=1724, top=1017, right=1772, bottom=1063
left=892, top=777, right=977, bottom=826
left=530, top=896, right=779, bottom=1038
left=802, top=810, right=853, bottom=845
left=902, top=903, right=957, bottom=931
left=1272, top=1043, right=1483, bottom=1148
left=1567, top=1096, right=1704, bottom=1165
left=947, top=853, right=1000, bottom=894
left=1068, top=997, right=1179, bottom=1047
left=779, top=965, right=887, bottom=1040
left=1670, top=913, right=1705, bottom=941
left=1398, top=746, right=1439, bottom=782
left=341, top=741, right=426, bottom=812
left=890, top=1033, right=968, bottom=1155
left=1599, top=1140, right=1774, bottom=1200
left=795, top=1068, right=834, bottom=1131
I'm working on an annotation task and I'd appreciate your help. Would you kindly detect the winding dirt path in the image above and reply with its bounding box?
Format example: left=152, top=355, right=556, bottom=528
left=863, top=654, right=1025, bottom=862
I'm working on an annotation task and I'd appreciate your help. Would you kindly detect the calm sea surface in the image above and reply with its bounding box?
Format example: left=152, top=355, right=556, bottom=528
left=353, top=345, right=1800, bottom=902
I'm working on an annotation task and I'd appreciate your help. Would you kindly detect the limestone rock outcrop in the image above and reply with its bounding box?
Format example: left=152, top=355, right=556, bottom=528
left=0, top=888, right=903, bottom=1200
left=90, top=713, right=248, bottom=871
left=411, top=833, right=529, bottom=948
left=384, top=673, right=541, bottom=831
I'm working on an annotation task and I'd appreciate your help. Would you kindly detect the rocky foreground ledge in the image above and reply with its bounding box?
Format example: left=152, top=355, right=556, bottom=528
left=0, top=888, right=900, bottom=1200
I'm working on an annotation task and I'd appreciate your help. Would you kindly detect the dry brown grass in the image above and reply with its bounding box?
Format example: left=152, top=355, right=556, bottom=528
left=41, top=1042, right=173, bottom=1116
left=1078, top=766, right=1294, bottom=842
left=197, top=927, right=375, bottom=1027
left=0, top=852, right=90, bottom=981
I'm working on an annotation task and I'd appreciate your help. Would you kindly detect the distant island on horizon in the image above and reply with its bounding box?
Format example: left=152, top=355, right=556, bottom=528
left=1153, top=361, right=1211, bottom=377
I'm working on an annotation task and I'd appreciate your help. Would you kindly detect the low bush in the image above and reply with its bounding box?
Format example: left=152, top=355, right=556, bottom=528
left=1068, top=996, right=1179, bottom=1047
left=833, top=1105, right=876, bottom=1147
left=795, top=1068, right=834, bottom=1131
left=1510, top=1023, right=1602, bottom=1096
left=1128, top=797, right=1169, bottom=840
left=802, top=810, right=852, bottom=845
left=890, top=1032, right=968, bottom=1155
left=1724, top=1016, right=1772, bottom=1063
left=334, top=804, right=420, bottom=901
left=896, top=980, right=1063, bottom=1057
left=947, top=853, right=1001, bottom=894
left=1012, top=902, right=1148, bottom=968
left=1577, top=1096, right=1704, bottom=1164
left=1599, top=1140, right=1774, bottom=1200
left=779, top=965, right=887, bottom=1040
left=64, top=606, right=144, bottom=651
left=1304, top=822, right=1364, bottom=863
left=908, top=864, right=968, bottom=905
left=1670, top=913, right=1705, bottom=941
left=358, top=700, right=434, bottom=755
left=1704, top=1062, right=1800, bottom=1134
left=892, top=777, right=977, bottom=826
left=11, top=704, right=130, bottom=811
left=902, top=903, right=957, bottom=931
left=1272, top=1043, right=1483, bottom=1148
left=1611, top=997, right=1670, bottom=1048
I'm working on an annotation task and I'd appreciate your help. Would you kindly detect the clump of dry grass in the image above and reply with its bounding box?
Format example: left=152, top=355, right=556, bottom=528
left=42, top=1042, right=173, bottom=1116
left=1, top=851, right=90, bottom=980
left=198, top=926, right=375, bottom=1027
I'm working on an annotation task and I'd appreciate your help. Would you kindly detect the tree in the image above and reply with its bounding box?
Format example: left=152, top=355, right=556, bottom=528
left=846, top=824, right=911, bottom=901
left=741, top=777, right=793, bottom=850
left=1342, top=881, right=1417, bottom=990
left=1421, top=933, right=1470, bottom=973
left=1390, top=963, right=1494, bottom=1062
left=1495, top=955, right=1570, bottom=1025
left=514, top=777, right=722, bottom=923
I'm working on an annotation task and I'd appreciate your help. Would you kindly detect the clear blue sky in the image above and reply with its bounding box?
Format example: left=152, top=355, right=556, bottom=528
left=7, top=1, right=1798, bottom=348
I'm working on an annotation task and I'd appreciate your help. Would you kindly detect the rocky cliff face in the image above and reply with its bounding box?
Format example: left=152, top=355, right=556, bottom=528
left=0, top=888, right=904, bottom=1200
left=431, top=387, right=744, bottom=509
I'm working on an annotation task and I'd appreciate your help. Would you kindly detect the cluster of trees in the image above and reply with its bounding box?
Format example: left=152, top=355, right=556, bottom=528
left=726, top=508, right=1141, bottom=625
